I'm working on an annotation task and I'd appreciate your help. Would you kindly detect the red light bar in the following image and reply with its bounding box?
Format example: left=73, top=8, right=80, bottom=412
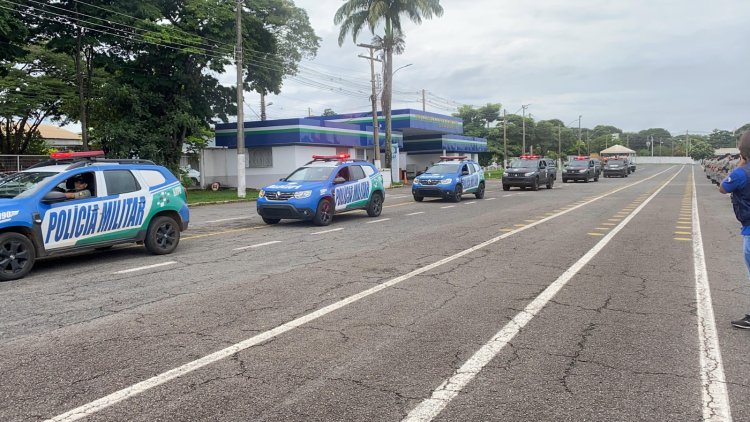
left=312, top=154, right=350, bottom=161
left=439, top=156, right=466, bottom=161
left=520, top=154, right=541, bottom=159
left=50, top=150, right=105, bottom=159
left=574, top=156, right=589, bottom=159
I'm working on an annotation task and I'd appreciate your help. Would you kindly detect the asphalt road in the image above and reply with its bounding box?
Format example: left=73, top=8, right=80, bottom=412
left=2, top=164, right=749, bottom=421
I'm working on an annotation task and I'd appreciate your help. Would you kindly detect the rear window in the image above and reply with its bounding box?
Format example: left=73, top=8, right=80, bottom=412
left=139, top=170, right=167, bottom=187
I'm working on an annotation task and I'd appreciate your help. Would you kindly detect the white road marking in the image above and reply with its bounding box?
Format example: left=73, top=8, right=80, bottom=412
left=233, top=241, right=282, bottom=251
left=366, top=218, right=391, bottom=224
left=485, top=198, right=497, bottom=201
left=691, top=166, right=732, bottom=421
left=502, top=194, right=513, bottom=197
left=387, top=194, right=409, bottom=199
left=204, top=216, right=252, bottom=223
left=464, top=201, right=476, bottom=205
left=113, top=262, right=176, bottom=274
left=402, top=167, right=684, bottom=422
left=48, top=166, right=677, bottom=422
left=406, top=212, right=425, bottom=216
left=441, top=205, right=455, bottom=209
left=311, top=228, right=344, bottom=235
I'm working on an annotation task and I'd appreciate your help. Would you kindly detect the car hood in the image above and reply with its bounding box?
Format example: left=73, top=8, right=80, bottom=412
left=262, top=181, right=326, bottom=191
left=506, top=168, right=535, bottom=172
left=417, top=173, right=453, bottom=180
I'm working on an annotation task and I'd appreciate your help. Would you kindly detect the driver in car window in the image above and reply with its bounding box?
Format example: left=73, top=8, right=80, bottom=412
left=65, top=175, right=91, bottom=200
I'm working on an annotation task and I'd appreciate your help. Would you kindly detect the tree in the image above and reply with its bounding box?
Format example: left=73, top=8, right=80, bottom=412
left=0, top=45, right=75, bottom=154
left=335, top=0, right=444, bottom=169
left=323, top=108, right=337, bottom=116
left=690, top=138, right=714, bottom=161
left=478, top=103, right=501, bottom=128
left=0, top=7, right=27, bottom=75
left=708, top=129, right=736, bottom=148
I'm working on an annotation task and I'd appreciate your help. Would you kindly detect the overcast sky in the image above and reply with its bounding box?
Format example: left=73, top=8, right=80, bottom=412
left=249, top=0, right=750, bottom=136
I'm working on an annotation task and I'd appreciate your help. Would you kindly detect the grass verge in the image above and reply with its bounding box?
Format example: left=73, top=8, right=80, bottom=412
left=187, top=188, right=259, bottom=205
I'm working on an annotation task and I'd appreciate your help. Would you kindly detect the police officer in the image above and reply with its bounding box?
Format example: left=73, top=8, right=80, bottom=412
left=65, top=175, right=91, bottom=199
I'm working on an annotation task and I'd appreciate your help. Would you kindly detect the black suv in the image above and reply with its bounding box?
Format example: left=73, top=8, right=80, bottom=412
left=562, top=156, right=599, bottom=183
left=502, top=155, right=555, bottom=191
left=603, top=159, right=629, bottom=178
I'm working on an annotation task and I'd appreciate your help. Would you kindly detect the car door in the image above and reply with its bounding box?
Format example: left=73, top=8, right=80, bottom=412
left=333, top=165, right=369, bottom=211
left=460, top=163, right=479, bottom=192
left=39, top=170, right=102, bottom=251
left=538, top=160, right=547, bottom=183
left=96, top=169, right=150, bottom=241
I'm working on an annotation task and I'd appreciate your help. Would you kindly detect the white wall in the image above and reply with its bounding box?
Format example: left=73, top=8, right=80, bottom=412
left=201, top=145, right=356, bottom=189
left=634, top=157, right=696, bottom=164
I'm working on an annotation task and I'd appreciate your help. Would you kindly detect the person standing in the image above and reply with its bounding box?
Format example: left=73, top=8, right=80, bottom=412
left=720, top=130, right=750, bottom=328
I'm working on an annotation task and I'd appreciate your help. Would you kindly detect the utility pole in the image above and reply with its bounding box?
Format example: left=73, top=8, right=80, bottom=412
left=521, top=104, right=529, bottom=154
left=503, top=109, right=508, bottom=168
left=686, top=130, right=690, bottom=157
left=235, top=0, right=245, bottom=198
left=422, top=89, right=426, bottom=112
left=260, top=92, right=266, bottom=121
left=578, top=115, right=582, bottom=153
left=358, top=43, right=383, bottom=167
left=558, top=124, right=562, bottom=169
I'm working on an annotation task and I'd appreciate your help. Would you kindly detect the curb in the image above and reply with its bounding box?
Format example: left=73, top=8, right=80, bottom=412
left=188, top=199, right=256, bottom=207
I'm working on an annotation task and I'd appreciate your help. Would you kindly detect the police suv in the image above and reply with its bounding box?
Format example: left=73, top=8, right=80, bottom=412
left=412, top=156, right=486, bottom=202
left=502, top=155, right=555, bottom=191
left=562, top=156, right=600, bottom=183
left=0, top=151, right=189, bottom=281
left=257, top=154, right=385, bottom=226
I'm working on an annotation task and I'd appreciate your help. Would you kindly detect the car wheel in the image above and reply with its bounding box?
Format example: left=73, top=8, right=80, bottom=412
left=145, top=215, right=181, bottom=255
left=546, top=177, right=553, bottom=189
left=262, top=217, right=281, bottom=224
left=367, top=192, right=383, bottom=217
left=452, top=184, right=463, bottom=202
left=594, top=174, right=599, bottom=182
left=413, top=194, right=424, bottom=202
left=313, top=198, right=333, bottom=226
left=562, top=179, right=568, bottom=183
left=531, top=178, right=539, bottom=191
left=475, top=182, right=485, bottom=199
left=0, top=233, right=35, bottom=281
left=502, top=184, right=510, bottom=191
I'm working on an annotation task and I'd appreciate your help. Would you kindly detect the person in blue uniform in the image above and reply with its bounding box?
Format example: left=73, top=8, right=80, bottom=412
left=720, top=130, right=750, bottom=329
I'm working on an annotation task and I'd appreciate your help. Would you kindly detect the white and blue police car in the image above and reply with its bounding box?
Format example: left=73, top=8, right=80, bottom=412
left=257, top=154, right=385, bottom=226
left=412, top=156, right=486, bottom=202
left=0, top=151, right=189, bottom=281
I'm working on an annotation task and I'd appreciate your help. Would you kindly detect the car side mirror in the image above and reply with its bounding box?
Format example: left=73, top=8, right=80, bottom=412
left=279, top=177, right=286, bottom=181
left=333, top=177, right=347, bottom=184
left=42, top=191, right=67, bottom=203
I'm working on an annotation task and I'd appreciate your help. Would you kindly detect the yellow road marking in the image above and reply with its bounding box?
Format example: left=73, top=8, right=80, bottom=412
left=499, top=228, right=513, bottom=232
left=674, top=237, right=691, bottom=241
left=608, top=219, right=621, bottom=222
left=677, top=226, right=691, bottom=229
left=524, top=220, right=536, bottom=223
left=595, top=227, right=609, bottom=231
left=514, top=224, right=526, bottom=227
left=588, top=232, right=605, bottom=236
left=675, top=231, right=691, bottom=235
left=602, top=223, right=616, bottom=226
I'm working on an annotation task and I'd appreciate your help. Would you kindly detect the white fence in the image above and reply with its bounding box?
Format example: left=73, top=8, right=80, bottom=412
left=634, top=157, right=696, bottom=164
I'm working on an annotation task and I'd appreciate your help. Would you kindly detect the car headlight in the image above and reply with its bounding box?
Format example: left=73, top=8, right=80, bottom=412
left=413, top=179, right=421, bottom=185
left=294, top=190, right=312, bottom=199
left=439, top=178, right=453, bottom=184
left=579, top=169, right=587, bottom=173
left=259, top=190, right=265, bottom=197
left=524, top=172, right=536, bottom=176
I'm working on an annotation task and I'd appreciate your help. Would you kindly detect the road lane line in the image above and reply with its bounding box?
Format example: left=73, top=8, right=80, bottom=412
left=464, top=201, right=476, bottom=205
left=502, top=194, right=513, bottom=197
left=441, top=205, right=456, bottom=209
left=233, top=241, right=282, bottom=251
left=48, top=166, right=678, bottom=422
left=402, top=167, right=684, bottom=422
left=204, top=216, right=252, bottom=223
left=366, top=218, right=391, bottom=224
left=691, top=166, right=732, bottom=421
left=311, top=228, right=343, bottom=235
left=486, top=198, right=497, bottom=201
left=113, top=262, right=176, bottom=274
left=406, top=212, right=425, bottom=216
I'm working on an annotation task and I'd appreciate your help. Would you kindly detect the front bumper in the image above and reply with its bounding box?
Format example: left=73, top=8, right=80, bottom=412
left=563, top=172, right=589, bottom=180
left=502, top=176, right=536, bottom=187
left=257, top=204, right=315, bottom=220
left=412, top=186, right=454, bottom=198
left=604, top=169, right=627, bottom=177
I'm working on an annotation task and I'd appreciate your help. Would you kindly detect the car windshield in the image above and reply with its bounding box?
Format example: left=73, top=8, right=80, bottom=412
left=285, top=166, right=335, bottom=182
left=567, top=160, right=588, bottom=167
left=0, top=171, right=59, bottom=198
left=425, top=163, right=459, bottom=174
left=509, top=159, right=537, bottom=168
left=607, top=160, right=624, bottom=165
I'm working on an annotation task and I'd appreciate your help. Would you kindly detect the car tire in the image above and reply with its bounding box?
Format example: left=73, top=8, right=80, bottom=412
left=594, top=174, right=599, bottom=182
left=145, top=215, right=181, bottom=255
left=502, top=184, right=510, bottom=191
left=0, top=232, right=35, bottom=281
left=546, top=177, right=553, bottom=189
left=313, top=198, right=333, bottom=226
left=366, top=192, right=383, bottom=217
left=452, top=184, right=463, bottom=202
left=562, top=179, right=568, bottom=183
left=475, top=182, right=485, bottom=199
left=413, top=194, right=424, bottom=202
left=262, top=217, right=281, bottom=224
left=531, top=178, right=539, bottom=191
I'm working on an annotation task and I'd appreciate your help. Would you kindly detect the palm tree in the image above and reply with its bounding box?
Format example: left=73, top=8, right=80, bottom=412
left=335, top=0, right=444, bottom=169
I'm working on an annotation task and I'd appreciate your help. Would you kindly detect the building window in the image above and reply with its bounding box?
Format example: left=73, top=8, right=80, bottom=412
left=247, top=147, right=273, bottom=168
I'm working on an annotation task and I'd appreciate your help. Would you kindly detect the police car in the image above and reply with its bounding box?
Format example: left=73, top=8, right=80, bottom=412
left=0, top=151, right=189, bottom=281
left=501, top=155, right=555, bottom=191
left=412, top=156, right=485, bottom=202
left=257, top=154, right=385, bottom=226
